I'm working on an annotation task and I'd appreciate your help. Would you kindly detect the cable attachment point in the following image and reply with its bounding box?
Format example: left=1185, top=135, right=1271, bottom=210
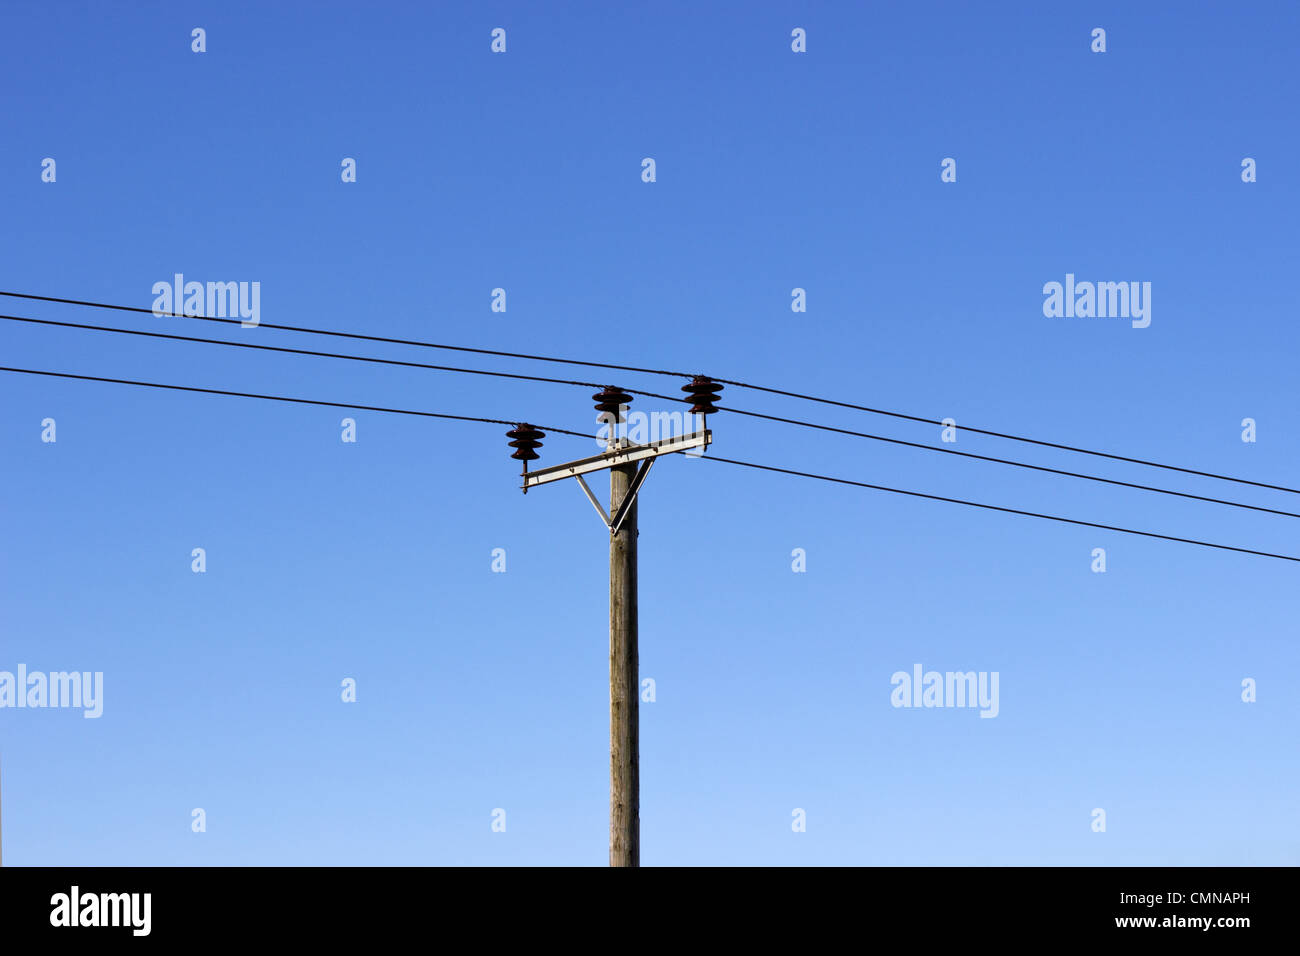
left=508, top=423, right=545, bottom=493
left=593, top=386, right=633, bottom=422
left=507, top=423, right=545, bottom=461
left=682, top=375, right=723, bottom=416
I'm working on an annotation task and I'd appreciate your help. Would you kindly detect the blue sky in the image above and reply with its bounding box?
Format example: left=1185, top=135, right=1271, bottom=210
left=1, top=1, right=1297, bottom=865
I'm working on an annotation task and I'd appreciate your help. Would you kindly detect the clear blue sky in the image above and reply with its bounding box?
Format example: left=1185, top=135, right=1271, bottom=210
left=1, top=1, right=1296, bottom=865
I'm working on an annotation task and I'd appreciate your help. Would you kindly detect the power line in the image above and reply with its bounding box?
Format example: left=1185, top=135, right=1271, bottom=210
left=0, top=290, right=691, bottom=378
left=0, top=309, right=699, bottom=427
left=692, top=453, right=1300, bottom=564
left=711, top=377, right=1300, bottom=496
left=0, top=312, right=612, bottom=390
left=3, top=288, right=1294, bottom=496
left=0, top=366, right=595, bottom=439
left=716, top=404, right=1300, bottom=520
left=3, top=366, right=1291, bottom=561
left=12, top=357, right=1288, bottom=562
left=15, top=312, right=1294, bottom=520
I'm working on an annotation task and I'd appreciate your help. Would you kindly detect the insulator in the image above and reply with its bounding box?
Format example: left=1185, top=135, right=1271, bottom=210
left=681, top=376, right=723, bottom=416
left=593, top=386, right=633, bottom=421
left=506, top=424, right=545, bottom=461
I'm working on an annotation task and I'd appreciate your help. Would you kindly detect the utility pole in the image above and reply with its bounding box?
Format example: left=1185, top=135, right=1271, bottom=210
left=511, top=378, right=721, bottom=866
left=608, top=460, right=639, bottom=866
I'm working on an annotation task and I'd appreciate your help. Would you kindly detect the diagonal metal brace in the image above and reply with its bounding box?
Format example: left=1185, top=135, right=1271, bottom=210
left=575, top=474, right=611, bottom=529
left=610, top=459, right=653, bottom=536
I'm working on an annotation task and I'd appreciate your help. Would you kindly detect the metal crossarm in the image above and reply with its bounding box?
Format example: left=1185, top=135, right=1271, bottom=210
left=521, top=429, right=711, bottom=490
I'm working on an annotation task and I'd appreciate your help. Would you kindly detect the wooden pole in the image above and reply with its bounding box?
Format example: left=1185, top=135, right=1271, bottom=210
left=609, top=460, right=639, bottom=866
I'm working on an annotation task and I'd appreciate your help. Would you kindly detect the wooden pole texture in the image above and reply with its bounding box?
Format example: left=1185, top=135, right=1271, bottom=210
left=609, top=461, right=639, bottom=866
